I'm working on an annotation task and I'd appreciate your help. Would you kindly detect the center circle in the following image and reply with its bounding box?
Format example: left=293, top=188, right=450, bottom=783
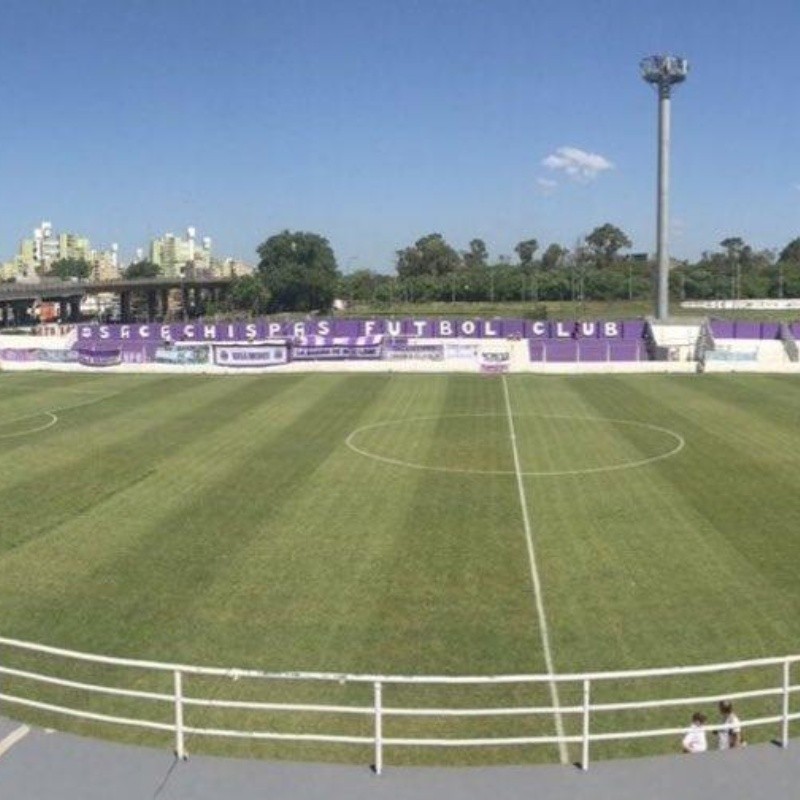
left=345, top=413, right=684, bottom=476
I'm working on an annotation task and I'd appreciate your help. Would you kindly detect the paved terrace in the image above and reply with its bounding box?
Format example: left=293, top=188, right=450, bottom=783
left=0, top=716, right=797, bottom=800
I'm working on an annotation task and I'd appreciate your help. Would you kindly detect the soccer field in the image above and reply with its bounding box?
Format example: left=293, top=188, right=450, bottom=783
left=1, top=371, right=799, bottom=764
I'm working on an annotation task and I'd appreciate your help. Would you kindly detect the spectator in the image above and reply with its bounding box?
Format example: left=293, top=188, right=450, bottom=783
left=715, top=700, right=743, bottom=749
left=682, top=712, right=708, bottom=753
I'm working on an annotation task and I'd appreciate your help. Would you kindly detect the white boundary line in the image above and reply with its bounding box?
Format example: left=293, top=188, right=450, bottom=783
left=501, top=375, right=568, bottom=765
left=0, top=725, right=30, bottom=758
left=345, top=413, right=685, bottom=477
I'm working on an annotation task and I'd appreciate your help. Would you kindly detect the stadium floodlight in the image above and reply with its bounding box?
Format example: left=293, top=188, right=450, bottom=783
left=640, top=55, right=689, bottom=321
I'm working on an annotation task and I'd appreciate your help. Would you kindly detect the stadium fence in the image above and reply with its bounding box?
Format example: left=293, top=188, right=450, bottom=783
left=0, top=636, right=798, bottom=773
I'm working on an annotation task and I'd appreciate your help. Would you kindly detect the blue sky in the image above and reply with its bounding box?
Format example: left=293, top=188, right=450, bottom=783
left=0, top=0, right=798, bottom=271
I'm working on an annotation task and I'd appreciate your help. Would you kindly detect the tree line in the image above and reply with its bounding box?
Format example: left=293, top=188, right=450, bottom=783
left=225, top=226, right=800, bottom=315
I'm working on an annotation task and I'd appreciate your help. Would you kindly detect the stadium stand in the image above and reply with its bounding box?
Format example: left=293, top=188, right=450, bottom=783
left=705, top=319, right=794, bottom=367
left=528, top=320, right=649, bottom=362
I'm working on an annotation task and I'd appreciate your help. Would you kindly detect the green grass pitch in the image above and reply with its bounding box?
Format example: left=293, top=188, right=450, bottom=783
left=0, top=371, right=798, bottom=765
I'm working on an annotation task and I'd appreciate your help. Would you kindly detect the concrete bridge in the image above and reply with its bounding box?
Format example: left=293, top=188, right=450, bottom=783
left=0, top=276, right=234, bottom=325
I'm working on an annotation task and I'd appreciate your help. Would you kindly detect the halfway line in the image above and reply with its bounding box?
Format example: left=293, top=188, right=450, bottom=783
left=501, top=375, right=568, bottom=765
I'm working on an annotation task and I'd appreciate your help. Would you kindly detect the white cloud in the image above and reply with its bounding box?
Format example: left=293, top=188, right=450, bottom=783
left=541, top=146, right=614, bottom=182
left=536, top=177, right=558, bottom=193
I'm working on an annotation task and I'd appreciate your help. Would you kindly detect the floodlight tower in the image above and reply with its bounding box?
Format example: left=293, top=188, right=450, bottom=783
left=640, top=54, right=689, bottom=320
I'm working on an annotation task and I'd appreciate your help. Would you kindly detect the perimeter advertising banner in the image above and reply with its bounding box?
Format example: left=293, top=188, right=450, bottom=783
left=77, top=349, right=123, bottom=367
left=292, top=344, right=383, bottom=360
left=478, top=349, right=511, bottom=374
left=154, top=345, right=210, bottom=365
left=383, top=342, right=445, bottom=361
left=213, top=345, right=289, bottom=367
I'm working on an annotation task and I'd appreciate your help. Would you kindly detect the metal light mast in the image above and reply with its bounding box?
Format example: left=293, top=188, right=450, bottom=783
left=640, top=54, right=689, bottom=321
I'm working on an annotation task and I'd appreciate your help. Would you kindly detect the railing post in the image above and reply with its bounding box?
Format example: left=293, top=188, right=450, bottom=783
left=174, top=669, right=186, bottom=760
left=374, top=681, right=383, bottom=775
left=781, top=660, right=791, bottom=748
left=581, top=679, right=591, bottom=771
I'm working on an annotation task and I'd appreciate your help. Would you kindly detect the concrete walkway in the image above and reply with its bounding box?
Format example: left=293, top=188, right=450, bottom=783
left=0, top=718, right=798, bottom=799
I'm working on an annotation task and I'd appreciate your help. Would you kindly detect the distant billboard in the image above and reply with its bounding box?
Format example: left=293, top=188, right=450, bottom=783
left=681, top=299, right=800, bottom=310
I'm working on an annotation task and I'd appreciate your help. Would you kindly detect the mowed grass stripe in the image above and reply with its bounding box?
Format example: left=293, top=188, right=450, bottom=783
left=667, top=375, right=800, bottom=465
left=584, top=376, right=800, bottom=597
left=0, top=376, right=307, bottom=553
left=0, top=374, right=329, bottom=650
left=131, top=374, right=397, bottom=666
left=0, top=375, right=229, bottom=483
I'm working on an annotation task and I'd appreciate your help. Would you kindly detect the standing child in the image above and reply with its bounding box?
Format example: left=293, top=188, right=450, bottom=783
left=715, top=700, right=743, bottom=749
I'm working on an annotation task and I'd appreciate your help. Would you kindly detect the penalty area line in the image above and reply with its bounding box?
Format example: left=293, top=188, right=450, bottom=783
left=501, top=375, right=568, bottom=765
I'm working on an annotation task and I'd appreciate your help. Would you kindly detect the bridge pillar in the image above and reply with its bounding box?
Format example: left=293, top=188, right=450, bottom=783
left=194, top=287, right=205, bottom=317
left=69, top=298, right=81, bottom=322
left=59, top=299, right=69, bottom=322
left=12, top=301, right=30, bottom=326
left=120, top=291, right=132, bottom=323
left=146, top=291, right=158, bottom=322
left=181, top=286, right=191, bottom=320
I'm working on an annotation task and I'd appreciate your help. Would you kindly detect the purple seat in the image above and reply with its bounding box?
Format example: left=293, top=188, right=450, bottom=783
left=609, top=342, right=644, bottom=361
left=710, top=319, right=735, bottom=338
left=734, top=321, right=761, bottom=338
left=621, top=321, right=645, bottom=339
left=761, top=322, right=780, bottom=339
left=578, top=341, right=608, bottom=362
left=545, top=341, right=579, bottom=362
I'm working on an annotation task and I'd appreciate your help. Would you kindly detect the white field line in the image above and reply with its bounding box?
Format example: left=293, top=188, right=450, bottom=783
left=345, top=413, right=684, bottom=477
left=501, top=375, right=568, bottom=765
left=0, top=392, right=119, bottom=439
left=0, top=725, right=30, bottom=759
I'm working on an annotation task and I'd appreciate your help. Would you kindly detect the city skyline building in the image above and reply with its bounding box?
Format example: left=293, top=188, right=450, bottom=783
left=1, top=222, right=251, bottom=283
left=149, top=227, right=213, bottom=277
left=1, top=220, right=120, bottom=282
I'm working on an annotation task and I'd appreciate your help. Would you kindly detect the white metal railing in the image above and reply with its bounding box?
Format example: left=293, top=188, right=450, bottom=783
left=0, top=636, right=798, bottom=773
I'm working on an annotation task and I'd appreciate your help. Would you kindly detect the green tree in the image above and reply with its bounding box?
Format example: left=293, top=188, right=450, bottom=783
left=778, top=237, right=800, bottom=264
left=540, top=243, right=568, bottom=271
left=256, top=230, right=339, bottom=312
left=339, top=269, right=385, bottom=304
left=48, top=257, right=92, bottom=280
left=585, top=224, right=632, bottom=267
left=719, top=237, right=746, bottom=259
left=514, top=238, right=539, bottom=270
left=124, top=260, right=162, bottom=279
left=396, top=234, right=462, bottom=279
left=225, top=274, right=272, bottom=315
left=463, top=238, right=489, bottom=270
